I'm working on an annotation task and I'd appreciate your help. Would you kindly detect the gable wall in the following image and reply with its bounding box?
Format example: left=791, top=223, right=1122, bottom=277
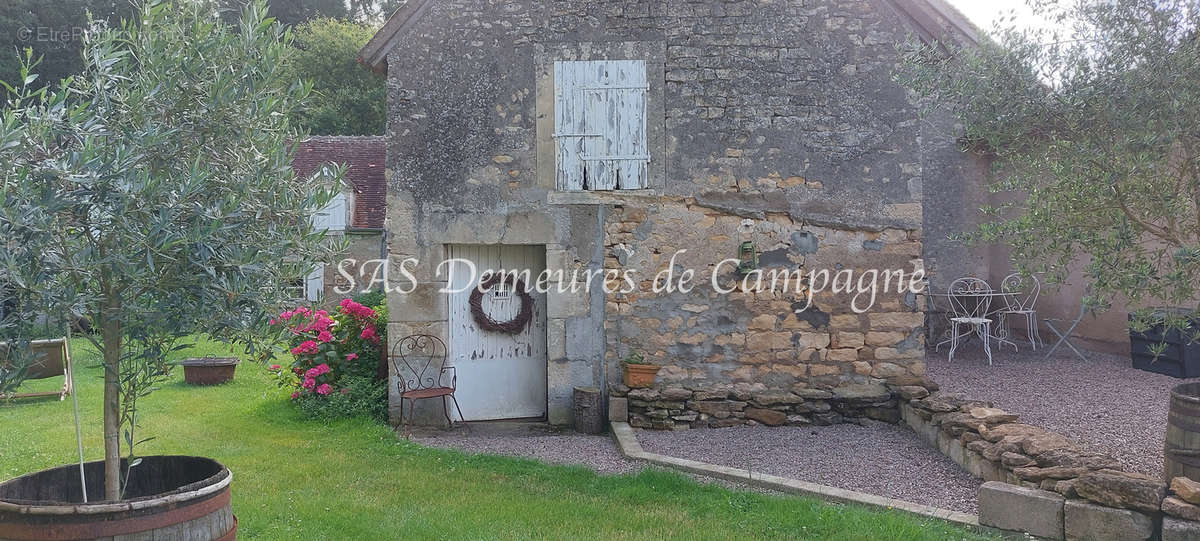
left=382, top=0, right=988, bottom=427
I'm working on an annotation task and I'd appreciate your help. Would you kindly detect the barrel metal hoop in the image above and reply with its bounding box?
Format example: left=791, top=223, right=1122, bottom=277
left=1168, top=412, right=1200, bottom=433
left=215, top=515, right=238, bottom=541
left=1166, top=447, right=1200, bottom=467
left=0, top=488, right=231, bottom=541
left=1171, top=400, right=1200, bottom=417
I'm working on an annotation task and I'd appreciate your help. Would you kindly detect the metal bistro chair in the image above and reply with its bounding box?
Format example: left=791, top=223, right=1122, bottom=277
left=389, top=335, right=468, bottom=433
left=1000, top=273, right=1043, bottom=350
left=947, top=277, right=996, bottom=365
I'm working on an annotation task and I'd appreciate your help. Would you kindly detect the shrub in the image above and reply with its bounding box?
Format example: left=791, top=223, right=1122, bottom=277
left=269, top=298, right=388, bottom=420
left=352, top=290, right=387, bottom=310
left=293, top=375, right=388, bottom=422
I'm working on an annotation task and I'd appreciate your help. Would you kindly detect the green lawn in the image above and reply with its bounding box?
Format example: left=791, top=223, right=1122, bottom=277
left=1, top=337, right=993, bottom=540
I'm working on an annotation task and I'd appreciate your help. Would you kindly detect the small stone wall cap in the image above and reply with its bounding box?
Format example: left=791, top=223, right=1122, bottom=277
left=1172, top=476, right=1200, bottom=505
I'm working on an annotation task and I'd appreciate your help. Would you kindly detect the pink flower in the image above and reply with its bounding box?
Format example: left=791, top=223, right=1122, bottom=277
left=290, top=340, right=320, bottom=356
left=269, top=364, right=281, bottom=370
left=269, top=318, right=277, bottom=326
left=346, top=353, right=358, bottom=361
left=305, top=367, right=319, bottom=378
left=290, top=391, right=300, bottom=399
left=316, top=383, right=332, bottom=395
left=317, top=330, right=333, bottom=343
left=302, top=377, right=316, bottom=389
left=300, top=312, right=335, bottom=334
left=338, top=298, right=377, bottom=319
left=315, top=363, right=331, bottom=375
left=280, top=310, right=294, bottom=321
left=360, top=325, right=376, bottom=340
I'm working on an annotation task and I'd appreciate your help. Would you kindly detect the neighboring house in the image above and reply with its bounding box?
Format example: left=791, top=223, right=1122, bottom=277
left=291, top=136, right=388, bottom=302
left=359, top=0, right=988, bottom=426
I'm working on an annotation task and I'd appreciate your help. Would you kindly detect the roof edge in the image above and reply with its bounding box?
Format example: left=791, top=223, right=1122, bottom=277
left=357, top=0, right=434, bottom=73
left=880, top=0, right=982, bottom=51
left=359, top=0, right=982, bottom=73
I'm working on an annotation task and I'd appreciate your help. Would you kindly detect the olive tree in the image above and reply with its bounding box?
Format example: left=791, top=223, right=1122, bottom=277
left=0, top=0, right=341, bottom=500
left=898, top=0, right=1200, bottom=335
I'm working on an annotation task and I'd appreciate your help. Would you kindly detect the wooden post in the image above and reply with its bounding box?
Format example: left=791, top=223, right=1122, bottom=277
left=573, top=386, right=603, bottom=434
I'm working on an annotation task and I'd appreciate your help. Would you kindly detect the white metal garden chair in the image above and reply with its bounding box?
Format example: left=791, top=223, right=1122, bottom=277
left=947, top=277, right=995, bottom=365
left=1000, top=273, right=1043, bottom=350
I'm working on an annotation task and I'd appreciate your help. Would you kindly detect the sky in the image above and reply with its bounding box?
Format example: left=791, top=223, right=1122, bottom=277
left=948, top=0, right=1051, bottom=34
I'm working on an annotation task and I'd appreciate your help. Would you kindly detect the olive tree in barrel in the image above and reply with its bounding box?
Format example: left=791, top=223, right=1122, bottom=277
left=0, top=1, right=341, bottom=538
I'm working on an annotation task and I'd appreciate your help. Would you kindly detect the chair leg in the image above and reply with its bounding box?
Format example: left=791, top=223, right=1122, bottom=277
left=1026, top=313, right=1038, bottom=350
left=405, top=398, right=417, bottom=439
left=441, top=395, right=452, bottom=429
left=449, top=394, right=470, bottom=433
left=398, top=393, right=412, bottom=431
left=1031, top=314, right=1044, bottom=348
left=948, top=322, right=959, bottom=363
left=980, top=322, right=993, bottom=366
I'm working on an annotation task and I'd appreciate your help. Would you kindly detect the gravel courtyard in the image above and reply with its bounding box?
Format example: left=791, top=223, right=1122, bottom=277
left=926, top=344, right=1200, bottom=477
left=412, top=341, right=1191, bottom=516
left=637, top=423, right=983, bottom=514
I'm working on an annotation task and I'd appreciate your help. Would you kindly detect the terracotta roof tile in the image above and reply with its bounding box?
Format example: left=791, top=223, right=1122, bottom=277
left=292, top=136, right=386, bottom=230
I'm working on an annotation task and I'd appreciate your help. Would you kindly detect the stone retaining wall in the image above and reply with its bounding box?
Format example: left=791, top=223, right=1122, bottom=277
left=611, top=377, right=939, bottom=430
left=902, top=392, right=1200, bottom=540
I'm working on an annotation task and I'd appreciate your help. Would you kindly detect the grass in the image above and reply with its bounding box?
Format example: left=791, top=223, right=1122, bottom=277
left=0, top=337, right=995, bottom=540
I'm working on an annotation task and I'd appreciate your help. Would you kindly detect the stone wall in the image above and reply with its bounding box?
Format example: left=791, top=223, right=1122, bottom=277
left=613, top=376, right=938, bottom=430
left=901, top=392, right=1200, bottom=540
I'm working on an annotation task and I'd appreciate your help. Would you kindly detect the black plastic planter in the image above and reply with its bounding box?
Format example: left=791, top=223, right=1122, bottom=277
left=1130, top=312, right=1200, bottom=378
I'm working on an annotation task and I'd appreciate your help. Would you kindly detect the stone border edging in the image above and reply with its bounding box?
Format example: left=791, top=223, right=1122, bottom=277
left=609, top=422, right=1008, bottom=536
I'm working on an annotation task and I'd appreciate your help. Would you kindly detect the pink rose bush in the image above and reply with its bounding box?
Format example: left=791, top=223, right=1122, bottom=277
left=268, top=297, right=388, bottom=408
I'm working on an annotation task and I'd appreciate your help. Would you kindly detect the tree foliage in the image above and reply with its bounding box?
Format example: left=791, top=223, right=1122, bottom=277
left=0, top=0, right=341, bottom=498
left=898, top=0, right=1200, bottom=333
left=0, top=0, right=136, bottom=93
left=282, top=17, right=385, bottom=135
left=214, top=0, right=403, bottom=27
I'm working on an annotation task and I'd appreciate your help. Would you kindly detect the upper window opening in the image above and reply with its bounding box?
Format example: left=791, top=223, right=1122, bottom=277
left=553, top=60, right=648, bottom=191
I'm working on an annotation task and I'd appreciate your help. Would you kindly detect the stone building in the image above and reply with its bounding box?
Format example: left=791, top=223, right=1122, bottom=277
left=358, top=0, right=985, bottom=426
left=291, top=136, right=388, bottom=301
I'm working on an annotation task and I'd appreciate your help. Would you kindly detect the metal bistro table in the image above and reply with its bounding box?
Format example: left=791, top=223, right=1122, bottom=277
left=930, top=290, right=1020, bottom=364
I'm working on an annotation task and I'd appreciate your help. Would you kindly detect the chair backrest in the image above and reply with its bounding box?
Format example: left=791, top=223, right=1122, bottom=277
left=948, top=277, right=992, bottom=320
left=1000, top=273, right=1040, bottom=311
left=0, top=339, right=66, bottom=380
left=390, top=334, right=449, bottom=392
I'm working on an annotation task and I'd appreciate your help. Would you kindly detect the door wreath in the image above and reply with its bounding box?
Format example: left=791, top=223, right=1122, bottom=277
left=469, top=274, right=534, bottom=334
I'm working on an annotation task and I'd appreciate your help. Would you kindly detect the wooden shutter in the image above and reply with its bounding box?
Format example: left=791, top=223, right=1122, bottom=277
left=312, top=192, right=348, bottom=232
left=554, top=60, right=648, bottom=191
left=304, top=264, right=324, bottom=301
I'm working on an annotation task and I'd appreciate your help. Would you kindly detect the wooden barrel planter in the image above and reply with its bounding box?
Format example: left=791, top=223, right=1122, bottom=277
left=180, top=358, right=239, bottom=385
left=0, top=455, right=235, bottom=541
left=1166, top=383, right=1200, bottom=482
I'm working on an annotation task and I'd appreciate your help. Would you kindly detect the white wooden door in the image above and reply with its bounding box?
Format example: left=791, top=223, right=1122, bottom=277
left=447, top=245, right=548, bottom=421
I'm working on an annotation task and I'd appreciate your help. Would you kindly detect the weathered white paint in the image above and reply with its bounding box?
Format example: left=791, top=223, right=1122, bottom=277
left=447, top=244, right=548, bottom=420
left=554, top=60, right=648, bottom=191
left=312, top=192, right=348, bottom=231
left=304, top=263, right=324, bottom=301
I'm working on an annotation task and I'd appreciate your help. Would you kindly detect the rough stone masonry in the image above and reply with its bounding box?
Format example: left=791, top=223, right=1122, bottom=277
left=368, top=0, right=984, bottom=426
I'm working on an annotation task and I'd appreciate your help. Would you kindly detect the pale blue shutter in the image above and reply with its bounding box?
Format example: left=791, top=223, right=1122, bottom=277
left=312, top=192, right=347, bottom=232
left=554, top=60, right=648, bottom=190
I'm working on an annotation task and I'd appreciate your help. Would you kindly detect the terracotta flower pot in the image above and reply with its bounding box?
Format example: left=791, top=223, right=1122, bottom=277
left=623, top=364, right=660, bottom=388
